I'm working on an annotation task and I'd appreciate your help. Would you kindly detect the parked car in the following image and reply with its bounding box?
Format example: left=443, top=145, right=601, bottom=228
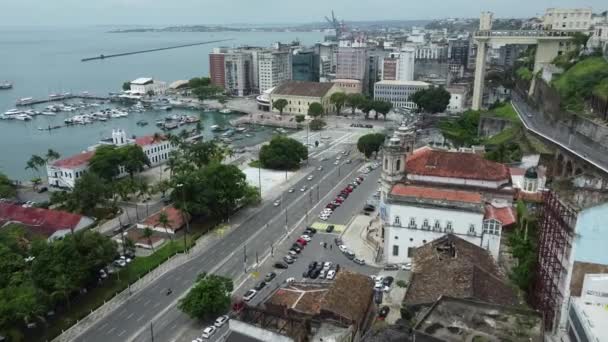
left=37, top=186, right=48, bottom=193
left=289, top=246, right=302, bottom=254
left=326, top=270, right=336, bottom=280
left=296, top=238, right=308, bottom=246
left=273, top=200, right=281, bottom=207
left=305, top=227, right=317, bottom=235
left=214, top=315, right=230, bottom=328
left=374, top=290, right=383, bottom=305
left=378, top=306, right=390, bottom=319
left=283, top=256, right=295, bottom=264
left=326, top=225, right=335, bottom=233
left=317, top=166, right=323, bottom=171
left=319, top=269, right=327, bottom=279
left=307, top=175, right=314, bottom=181
left=254, top=281, right=266, bottom=291
left=402, top=263, right=412, bottom=271
left=243, top=290, right=257, bottom=302
left=308, top=261, right=318, bottom=269
left=323, top=261, right=333, bottom=270
left=353, top=258, right=366, bottom=265
left=334, top=237, right=343, bottom=246
left=344, top=250, right=355, bottom=260
left=274, top=262, right=288, bottom=269
left=264, top=272, right=277, bottom=282
left=288, top=250, right=298, bottom=257
left=300, top=186, right=307, bottom=192
left=383, top=264, right=399, bottom=271
left=363, top=204, right=376, bottom=212
left=299, top=235, right=312, bottom=242
left=383, top=276, right=394, bottom=287
left=288, top=188, right=295, bottom=193
left=201, top=326, right=217, bottom=339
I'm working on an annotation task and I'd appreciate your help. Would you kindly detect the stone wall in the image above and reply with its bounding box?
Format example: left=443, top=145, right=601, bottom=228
left=478, top=116, right=513, bottom=138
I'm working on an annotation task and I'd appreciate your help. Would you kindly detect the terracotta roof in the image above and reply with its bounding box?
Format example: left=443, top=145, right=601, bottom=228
left=135, top=134, right=166, bottom=146
left=484, top=204, right=517, bottom=226
left=0, top=203, right=88, bottom=237
left=271, top=81, right=335, bottom=98
left=406, top=147, right=510, bottom=182
left=391, top=184, right=482, bottom=204
left=515, top=189, right=544, bottom=203
left=266, top=285, right=329, bottom=316
left=509, top=167, right=526, bottom=176
left=142, top=206, right=187, bottom=231
left=404, top=235, right=517, bottom=307
left=51, top=151, right=94, bottom=169
left=319, top=270, right=374, bottom=324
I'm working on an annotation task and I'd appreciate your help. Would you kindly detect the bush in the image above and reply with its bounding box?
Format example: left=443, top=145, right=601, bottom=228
left=309, top=119, right=326, bottom=131
left=396, top=280, right=407, bottom=288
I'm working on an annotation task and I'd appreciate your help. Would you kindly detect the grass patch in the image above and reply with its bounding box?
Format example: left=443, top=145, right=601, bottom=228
left=248, top=159, right=261, bottom=168
left=482, top=102, right=520, bottom=122
left=553, top=57, right=608, bottom=112
left=485, top=127, right=517, bottom=145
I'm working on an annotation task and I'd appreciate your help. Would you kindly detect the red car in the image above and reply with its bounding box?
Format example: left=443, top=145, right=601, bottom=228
left=344, top=187, right=353, bottom=193
left=335, top=197, right=344, bottom=203
left=296, top=238, right=308, bottom=246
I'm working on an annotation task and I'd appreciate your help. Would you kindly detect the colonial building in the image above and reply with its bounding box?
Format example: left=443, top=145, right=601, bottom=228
left=269, top=81, right=339, bottom=115
left=380, top=124, right=516, bottom=263
left=129, top=78, right=167, bottom=95
left=47, top=129, right=175, bottom=188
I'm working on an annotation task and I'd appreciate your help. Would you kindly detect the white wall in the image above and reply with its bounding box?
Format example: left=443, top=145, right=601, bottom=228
left=47, top=164, right=88, bottom=188
left=407, top=174, right=507, bottom=189
left=142, top=141, right=174, bottom=166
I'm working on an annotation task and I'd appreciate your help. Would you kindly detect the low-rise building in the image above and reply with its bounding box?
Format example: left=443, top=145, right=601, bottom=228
left=137, top=206, right=188, bottom=235
left=543, top=8, right=593, bottom=31
left=446, top=86, right=467, bottom=113
left=0, top=203, right=94, bottom=240
left=269, top=81, right=339, bottom=115
left=331, top=78, right=362, bottom=94
left=374, top=80, right=430, bottom=110
left=566, top=274, right=608, bottom=342
left=129, top=78, right=167, bottom=95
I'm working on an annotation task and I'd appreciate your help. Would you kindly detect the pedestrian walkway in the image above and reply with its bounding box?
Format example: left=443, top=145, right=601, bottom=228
left=340, top=213, right=383, bottom=267
left=310, top=221, right=346, bottom=233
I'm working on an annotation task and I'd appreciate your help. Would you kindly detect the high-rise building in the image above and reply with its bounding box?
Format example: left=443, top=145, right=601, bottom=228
left=397, top=46, right=415, bottom=82
left=258, top=50, right=292, bottom=94
left=448, top=38, right=470, bottom=67
left=381, top=57, right=398, bottom=81
left=209, top=48, right=227, bottom=88
left=336, top=47, right=368, bottom=81
left=292, top=49, right=319, bottom=82
left=224, top=51, right=254, bottom=96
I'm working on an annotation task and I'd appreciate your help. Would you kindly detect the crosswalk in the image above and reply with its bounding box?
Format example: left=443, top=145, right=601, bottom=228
left=310, top=222, right=346, bottom=233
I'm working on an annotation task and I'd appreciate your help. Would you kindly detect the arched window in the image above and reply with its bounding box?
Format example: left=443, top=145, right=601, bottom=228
left=409, top=217, right=416, bottom=228
left=422, top=219, right=430, bottom=230
left=433, top=220, right=441, bottom=231
left=395, top=159, right=401, bottom=171
left=394, top=216, right=401, bottom=226
left=446, top=221, right=453, bottom=233
left=384, top=158, right=388, bottom=170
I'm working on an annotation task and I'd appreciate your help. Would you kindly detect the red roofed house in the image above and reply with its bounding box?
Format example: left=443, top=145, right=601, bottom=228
left=380, top=123, right=517, bottom=263
left=47, top=129, right=175, bottom=188
left=0, top=203, right=94, bottom=240
left=137, top=206, right=188, bottom=235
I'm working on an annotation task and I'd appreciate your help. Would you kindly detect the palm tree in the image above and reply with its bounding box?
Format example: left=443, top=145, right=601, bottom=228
left=52, top=274, right=73, bottom=309
left=142, top=227, right=155, bottom=251
left=158, top=211, right=173, bottom=241
left=152, top=132, right=163, bottom=143
left=45, top=149, right=60, bottom=162
left=25, top=160, right=38, bottom=176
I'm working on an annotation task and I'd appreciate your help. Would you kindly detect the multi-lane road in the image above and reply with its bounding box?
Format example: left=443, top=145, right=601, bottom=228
left=74, top=128, right=379, bottom=342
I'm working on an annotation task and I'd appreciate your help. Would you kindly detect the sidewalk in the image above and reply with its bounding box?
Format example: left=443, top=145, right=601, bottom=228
left=341, top=213, right=383, bottom=267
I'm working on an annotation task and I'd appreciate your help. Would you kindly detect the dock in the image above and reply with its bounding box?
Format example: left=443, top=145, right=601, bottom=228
left=230, top=115, right=300, bottom=129
left=16, top=94, right=109, bottom=106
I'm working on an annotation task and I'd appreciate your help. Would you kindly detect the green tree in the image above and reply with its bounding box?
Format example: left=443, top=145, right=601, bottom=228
left=295, top=115, right=305, bottom=123
left=358, top=97, right=374, bottom=119
left=122, top=81, right=131, bottom=91
left=25, top=155, right=45, bottom=177
left=357, top=133, right=386, bottom=158
left=309, top=119, right=326, bottom=131
left=346, top=93, right=365, bottom=116
left=572, top=32, right=590, bottom=49
left=89, top=145, right=123, bottom=181
left=185, top=141, right=227, bottom=169
left=410, top=86, right=451, bottom=113
left=70, top=172, right=111, bottom=214
left=372, top=100, right=392, bottom=120
left=142, top=227, right=155, bottom=251
left=192, top=85, right=223, bottom=103
left=330, top=92, right=346, bottom=115
left=188, top=77, right=211, bottom=89
left=307, top=102, right=324, bottom=117
left=158, top=211, right=173, bottom=241
left=272, top=99, right=288, bottom=116
left=45, top=149, right=60, bottom=163
left=178, top=274, right=233, bottom=320
left=0, top=172, right=16, bottom=199
left=259, top=136, right=308, bottom=170
left=120, top=145, right=151, bottom=178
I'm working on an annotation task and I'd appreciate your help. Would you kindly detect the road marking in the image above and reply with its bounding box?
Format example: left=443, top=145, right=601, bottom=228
left=126, top=313, right=134, bottom=319
left=118, top=330, right=126, bottom=337
left=118, top=309, right=127, bottom=316
left=143, top=299, right=150, bottom=306
left=136, top=315, right=145, bottom=322
left=153, top=302, right=161, bottom=308
left=107, top=327, right=116, bottom=335
left=99, top=323, right=108, bottom=331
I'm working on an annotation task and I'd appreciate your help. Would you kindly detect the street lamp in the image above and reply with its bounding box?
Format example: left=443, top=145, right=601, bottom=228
left=176, top=183, right=190, bottom=253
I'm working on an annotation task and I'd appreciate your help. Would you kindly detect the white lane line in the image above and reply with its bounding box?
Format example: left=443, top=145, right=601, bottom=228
left=153, top=302, right=161, bottom=308
left=136, top=315, right=145, bottom=322
left=126, top=312, right=134, bottom=320
left=99, top=323, right=108, bottom=331
left=143, top=299, right=151, bottom=306
left=107, top=327, right=116, bottom=335
left=118, top=330, right=126, bottom=337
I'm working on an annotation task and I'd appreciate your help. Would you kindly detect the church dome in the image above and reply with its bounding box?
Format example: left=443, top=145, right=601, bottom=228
left=524, top=167, right=538, bottom=179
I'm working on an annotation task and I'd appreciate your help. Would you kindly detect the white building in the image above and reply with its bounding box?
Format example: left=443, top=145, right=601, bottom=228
left=374, top=80, right=430, bottom=110
left=258, top=50, right=292, bottom=94
left=397, top=46, right=415, bottom=82
left=445, top=86, right=467, bottom=113
left=129, top=78, right=167, bottom=95
left=331, top=79, right=362, bottom=94
left=542, top=8, right=593, bottom=31
left=269, top=81, right=339, bottom=115
left=566, top=274, right=608, bottom=342
left=224, top=51, right=254, bottom=96
left=380, top=126, right=516, bottom=264
left=47, top=129, right=175, bottom=188
left=590, top=22, right=608, bottom=50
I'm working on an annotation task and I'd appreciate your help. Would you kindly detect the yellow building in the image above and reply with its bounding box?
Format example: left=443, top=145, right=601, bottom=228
left=269, top=81, right=339, bottom=115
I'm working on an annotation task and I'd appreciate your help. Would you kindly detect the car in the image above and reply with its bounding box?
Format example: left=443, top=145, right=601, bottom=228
left=273, top=200, right=281, bottom=207
left=323, top=261, right=333, bottom=270
left=317, top=166, right=323, bottom=171
left=336, top=155, right=342, bottom=160
left=344, top=187, right=353, bottom=193
left=37, top=186, right=48, bottom=193
left=350, top=182, right=358, bottom=188
left=330, top=200, right=341, bottom=207
left=310, top=269, right=320, bottom=279
left=283, top=256, right=295, bottom=264
left=120, top=255, right=132, bottom=264
left=353, top=258, right=366, bottom=265
left=320, top=157, right=329, bottom=161
left=201, top=326, right=217, bottom=339
left=299, top=235, right=311, bottom=242
left=302, top=271, right=309, bottom=278
left=294, top=241, right=305, bottom=248
left=307, top=175, right=314, bottom=181
left=374, top=281, right=384, bottom=290
left=383, top=264, right=399, bottom=271
left=333, top=160, right=340, bottom=165
left=345, top=250, right=355, bottom=259
left=288, top=250, right=299, bottom=257
left=346, top=159, right=352, bottom=164
left=383, top=276, right=394, bottom=287
left=285, top=277, right=295, bottom=283
left=214, top=315, right=230, bottom=328
left=308, top=261, right=318, bottom=269
left=378, top=306, right=390, bottom=318
left=192, top=338, right=203, bottom=342
left=338, top=244, right=348, bottom=253
left=99, top=269, right=107, bottom=279
left=114, top=259, right=127, bottom=267
left=374, top=290, right=383, bottom=305
left=341, top=151, right=347, bottom=155
left=288, top=188, right=295, bottom=193
left=296, top=238, right=308, bottom=246
left=326, top=203, right=337, bottom=210
left=356, top=176, right=364, bottom=182
left=322, top=208, right=333, bottom=213
left=254, top=281, right=266, bottom=291
left=319, top=215, right=330, bottom=221
left=305, top=227, right=317, bottom=235
left=300, top=186, right=307, bottom=192
left=326, top=225, right=335, bottom=233
left=264, top=272, right=277, bottom=282
left=334, top=237, right=343, bottom=246
left=402, top=263, right=412, bottom=271
left=290, top=246, right=302, bottom=254
left=319, top=269, right=327, bottom=279
left=335, top=197, right=344, bottom=203
left=243, top=290, right=257, bottom=302
left=274, top=262, right=288, bottom=269
left=326, top=270, right=336, bottom=280
left=363, top=204, right=376, bottom=212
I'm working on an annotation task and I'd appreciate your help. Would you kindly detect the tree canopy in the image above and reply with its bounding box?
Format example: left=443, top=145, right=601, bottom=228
left=89, top=145, right=123, bottom=181
left=272, top=99, right=288, bottom=115
left=357, top=133, right=386, bottom=158
left=372, top=100, right=392, bottom=120
left=410, top=86, right=451, bottom=113
left=346, top=93, right=366, bottom=116
left=309, top=119, right=327, bottom=131
left=120, top=145, right=151, bottom=178
left=330, top=92, right=346, bottom=115
left=259, top=136, right=308, bottom=170
left=70, top=172, right=112, bottom=214
left=307, top=102, right=324, bottom=117
left=0, top=173, right=16, bottom=199
left=178, top=273, right=233, bottom=320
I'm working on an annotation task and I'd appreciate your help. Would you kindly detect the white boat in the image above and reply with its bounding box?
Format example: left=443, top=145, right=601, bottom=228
left=4, top=109, right=21, bottom=115
left=211, top=125, right=221, bottom=131
left=220, top=108, right=232, bottom=114
left=41, top=111, right=56, bottom=116
left=0, top=81, right=12, bottom=90
left=235, top=127, right=246, bottom=133
left=15, top=113, right=32, bottom=121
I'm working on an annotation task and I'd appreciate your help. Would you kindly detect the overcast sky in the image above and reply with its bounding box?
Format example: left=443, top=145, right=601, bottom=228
left=0, top=0, right=605, bottom=26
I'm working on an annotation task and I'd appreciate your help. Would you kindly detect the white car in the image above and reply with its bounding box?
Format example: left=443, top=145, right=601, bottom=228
left=285, top=277, right=295, bottom=283
left=334, top=161, right=340, bottom=165
left=307, top=175, right=314, bottom=181
left=273, top=200, right=281, bottom=207
left=317, top=166, right=323, bottom=171
left=319, top=214, right=330, bottom=221
left=338, top=245, right=348, bottom=253
left=214, top=315, right=229, bottom=328
left=288, top=188, right=295, bottom=193
left=299, top=235, right=311, bottom=242
left=201, top=326, right=216, bottom=339
left=326, top=270, right=336, bottom=280
left=243, top=289, right=257, bottom=302
left=401, top=263, right=412, bottom=271
left=323, top=261, right=333, bottom=270
left=336, top=155, right=342, bottom=160
left=300, top=186, right=307, bottom=192
left=374, top=281, right=383, bottom=290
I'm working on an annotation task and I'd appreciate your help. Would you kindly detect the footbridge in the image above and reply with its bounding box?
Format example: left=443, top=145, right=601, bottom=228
left=471, top=12, right=575, bottom=110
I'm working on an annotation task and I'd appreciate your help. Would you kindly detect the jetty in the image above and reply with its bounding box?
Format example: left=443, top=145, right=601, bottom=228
left=230, top=114, right=300, bottom=129
left=16, top=94, right=109, bottom=106
left=81, top=39, right=233, bottom=62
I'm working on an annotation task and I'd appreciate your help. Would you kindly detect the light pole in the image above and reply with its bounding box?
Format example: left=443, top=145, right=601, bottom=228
left=176, top=183, right=189, bottom=253
left=257, top=147, right=262, bottom=198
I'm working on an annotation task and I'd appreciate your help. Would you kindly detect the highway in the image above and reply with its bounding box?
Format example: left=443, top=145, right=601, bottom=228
left=74, top=129, right=374, bottom=342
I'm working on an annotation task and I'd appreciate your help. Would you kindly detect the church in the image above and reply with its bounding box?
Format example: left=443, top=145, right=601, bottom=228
left=379, top=123, right=519, bottom=264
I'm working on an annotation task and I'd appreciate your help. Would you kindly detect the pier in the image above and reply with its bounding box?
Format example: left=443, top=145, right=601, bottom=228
left=81, top=39, right=234, bottom=62
left=230, top=114, right=300, bottom=129
left=16, top=94, right=109, bottom=106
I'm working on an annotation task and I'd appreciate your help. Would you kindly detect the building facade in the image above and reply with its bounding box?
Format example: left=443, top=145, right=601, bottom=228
left=224, top=51, right=254, bottom=96
left=209, top=49, right=226, bottom=88
left=269, top=81, right=338, bottom=115
left=331, top=79, right=362, bottom=94
left=292, top=49, right=320, bottom=82
left=446, top=86, right=467, bottom=113
left=374, top=80, right=430, bottom=110
left=543, top=8, right=593, bottom=31
left=336, top=47, right=368, bottom=81
left=129, top=78, right=167, bottom=95
left=258, top=50, right=292, bottom=94
left=566, top=274, right=608, bottom=342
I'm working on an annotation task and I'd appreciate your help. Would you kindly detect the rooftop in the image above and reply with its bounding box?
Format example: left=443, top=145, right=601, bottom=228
left=375, top=80, right=430, bottom=86
left=332, top=79, right=362, bottom=84
left=141, top=206, right=187, bottom=232
left=135, top=134, right=167, bottom=146
left=271, top=81, right=335, bottom=98
left=404, top=235, right=517, bottom=307
left=571, top=296, right=608, bottom=342
left=406, top=147, right=511, bottom=182
left=484, top=203, right=517, bottom=226
left=51, top=151, right=94, bottom=169
left=131, top=77, right=153, bottom=85
left=0, top=203, right=92, bottom=238
left=414, top=296, right=543, bottom=342
left=390, top=184, right=483, bottom=205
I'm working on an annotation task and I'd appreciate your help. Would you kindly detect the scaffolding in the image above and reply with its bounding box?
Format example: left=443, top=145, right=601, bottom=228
left=530, top=191, right=577, bottom=331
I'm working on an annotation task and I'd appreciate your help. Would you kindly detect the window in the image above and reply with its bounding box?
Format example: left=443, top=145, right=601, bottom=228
left=395, top=159, right=401, bottom=171
left=423, top=240, right=427, bottom=244
left=422, top=219, right=430, bottom=230
left=407, top=247, right=415, bottom=257
left=384, top=158, right=388, bottom=170
left=446, top=221, right=453, bottom=233
left=433, top=220, right=441, bottom=231
left=392, top=245, right=399, bottom=256
left=409, top=217, right=416, bottom=228
left=483, top=220, right=501, bottom=235
left=394, top=216, right=401, bottom=227
left=468, top=224, right=476, bottom=236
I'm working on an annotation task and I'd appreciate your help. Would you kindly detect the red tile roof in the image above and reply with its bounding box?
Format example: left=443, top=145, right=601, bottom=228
left=407, top=147, right=510, bottom=182
left=391, top=184, right=482, bottom=204
left=51, top=151, right=94, bottom=169
left=509, top=167, right=526, bottom=176
left=135, top=135, right=166, bottom=146
left=0, top=203, right=86, bottom=237
left=142, top=206, right=187, bottom=231
left=484, top=204, right=517, bottom=226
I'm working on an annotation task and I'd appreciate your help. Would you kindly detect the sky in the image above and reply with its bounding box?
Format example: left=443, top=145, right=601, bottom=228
left=0, top=0, right=606, bottom=26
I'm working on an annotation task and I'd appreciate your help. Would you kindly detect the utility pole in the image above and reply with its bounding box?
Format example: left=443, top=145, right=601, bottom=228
left=257, top=147, right=262, bottom=198
left=150, top=322, right=154, bottom=342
